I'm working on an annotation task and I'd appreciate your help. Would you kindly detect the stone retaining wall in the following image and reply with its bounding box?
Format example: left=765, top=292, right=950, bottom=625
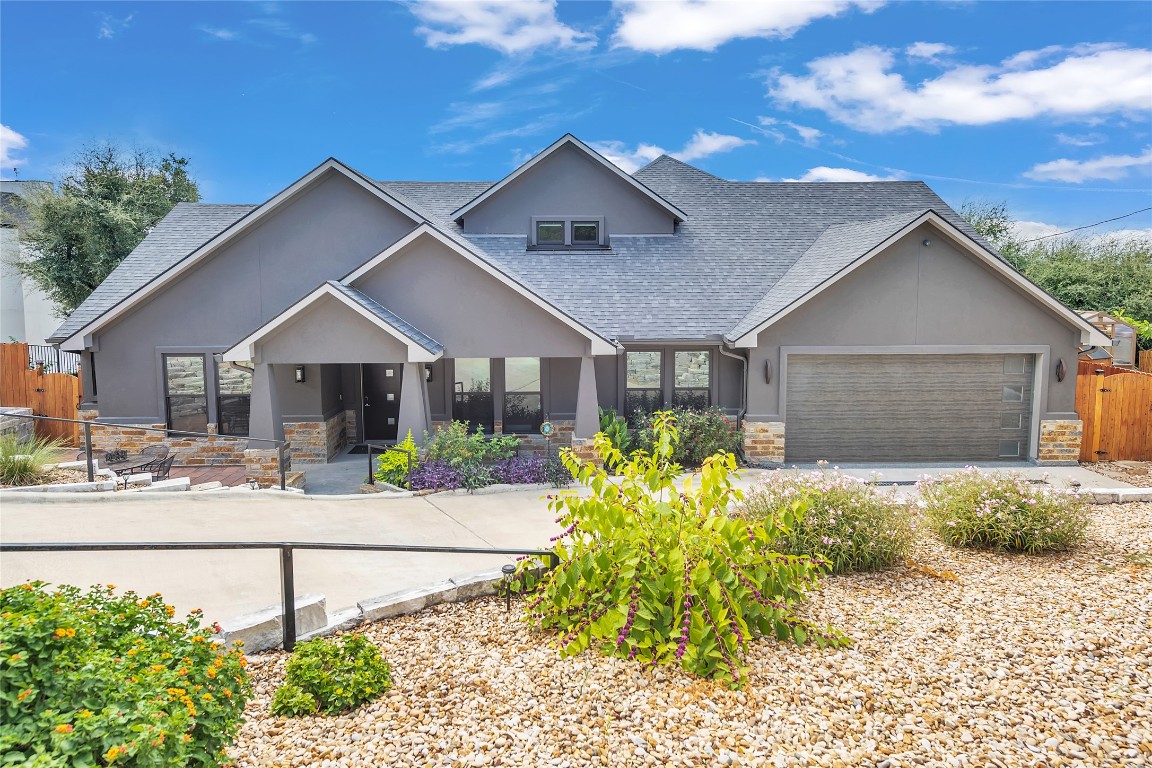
left=284, top=412, right=347, bottom=464
left=85, top=420, right=248, bottom=465
left=1038, top=419, right=1083, bottom=464
left=743, top=421, right=785, bottom=464
left=0, top=407, right=34, bottom=442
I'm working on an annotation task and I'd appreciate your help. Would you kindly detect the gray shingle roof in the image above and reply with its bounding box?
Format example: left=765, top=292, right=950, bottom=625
left=52, top=155, right=995, bottom=346
left=325, top=281, right=443, bottom=355
left=47, top=203, right=256, bottom=343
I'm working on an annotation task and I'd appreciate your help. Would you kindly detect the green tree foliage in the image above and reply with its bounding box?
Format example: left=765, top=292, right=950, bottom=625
left=960, top=200, right=1152, bottom=346
left=16, top=144, right=200, bottom=315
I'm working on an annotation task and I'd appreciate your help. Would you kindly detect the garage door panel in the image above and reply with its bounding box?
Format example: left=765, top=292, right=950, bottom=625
left=785, top=354, right=1032, bottom=462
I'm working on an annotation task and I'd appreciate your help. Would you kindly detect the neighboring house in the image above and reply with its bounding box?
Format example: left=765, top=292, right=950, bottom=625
left=48, top=134, right=1108, bottom=482
left=1, top=180, right=59, bottom=347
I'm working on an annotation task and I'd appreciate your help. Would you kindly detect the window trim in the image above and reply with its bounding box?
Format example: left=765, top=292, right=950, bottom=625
left=162, top=353, right=210, bottom=435
left=529, top=216, right=608, bottom=249
left=503, top=357, right=543, bottom=434
left=672, top=349, right=712, bottom=409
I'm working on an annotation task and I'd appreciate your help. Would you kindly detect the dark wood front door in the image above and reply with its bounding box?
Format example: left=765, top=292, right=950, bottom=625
left=362, top=363, right=403, bottom=442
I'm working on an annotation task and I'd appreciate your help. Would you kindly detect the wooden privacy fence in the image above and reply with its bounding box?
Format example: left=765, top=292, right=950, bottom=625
left=1076, top=360, right=1152, bottom=462
left=1139, top=349, right=1152, bottom=373
left=0, top=342, right=81, bottom=444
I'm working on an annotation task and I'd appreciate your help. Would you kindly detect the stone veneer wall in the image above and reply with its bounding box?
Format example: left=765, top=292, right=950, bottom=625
left=0, top=407, right=34, bottom=442
left=80, top=411, right=247, bottom=466
left=1037, top=419, right=1083, bottom=464
left=743, top=421, right=786, bottom=465
left=344, top=409, right=358, bottom=444
left=284, top=412, right=347, bottom=464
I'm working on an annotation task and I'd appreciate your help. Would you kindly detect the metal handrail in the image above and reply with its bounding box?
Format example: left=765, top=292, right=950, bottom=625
left=364, top=442, right=413, bottom=487
left=0, top=541, right=559, bottom=651
left=1, top=412, right=288, bottom=490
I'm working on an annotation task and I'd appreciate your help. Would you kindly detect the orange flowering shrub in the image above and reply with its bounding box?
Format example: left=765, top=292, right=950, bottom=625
left=0, top=582, right=250, bottom=767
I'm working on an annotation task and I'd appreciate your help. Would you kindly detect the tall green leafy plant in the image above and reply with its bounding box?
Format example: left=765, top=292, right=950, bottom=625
left=517, top=412, right=846, bottom=688
left=373, top=430, right=416, bottom=488
left=597, top=407, right=631, bottom=471
left=0, top=433, right=64, bottom=486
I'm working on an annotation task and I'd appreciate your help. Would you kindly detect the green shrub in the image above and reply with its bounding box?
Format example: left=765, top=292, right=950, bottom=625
left=0, top=434, right=64, bottom=486
left=542, top=454, right=573, bottom=488
left=597, top=407, right=632, bottom=470
left=516, top=411, right=846, bottom=688
left=0, top=582, right=250, bottom=767
left=741, top=467, right=913, bottom=574
left=270, top=634, right=392, bottom=717
left=633, top=407, right=743, bottom=468
left=373, top=430, right=417, bottom=488
left=422, top=421, right=518, bottom=467
left=918, top=467, right=1090, bottom=553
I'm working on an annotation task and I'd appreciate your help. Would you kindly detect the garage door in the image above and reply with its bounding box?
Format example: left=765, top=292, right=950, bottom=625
left=785, top=354, right=1034, bottom=462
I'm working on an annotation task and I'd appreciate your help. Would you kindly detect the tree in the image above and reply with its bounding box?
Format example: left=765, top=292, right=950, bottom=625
left=961, top=199, right=1152, bottom=347
left=15, top=145, right=200, bottom=315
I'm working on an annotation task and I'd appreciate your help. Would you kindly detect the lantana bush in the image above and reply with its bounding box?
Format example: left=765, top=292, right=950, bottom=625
left=516, top=411, right=847, bottom=688
left=918, top=467, right=1090, bottom=553
left=270, top=634, right=392, bottom=717
left=740, top=467, right=914, bottom=574
left=0, top=582, right=250, bottom=767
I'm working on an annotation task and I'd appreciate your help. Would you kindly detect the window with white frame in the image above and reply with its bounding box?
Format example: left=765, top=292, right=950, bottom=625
left=530, top=217, right=607, bottom=248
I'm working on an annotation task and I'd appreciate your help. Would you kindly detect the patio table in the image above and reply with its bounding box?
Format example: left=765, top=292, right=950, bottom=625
left=104, top=454, right=152, bottom=487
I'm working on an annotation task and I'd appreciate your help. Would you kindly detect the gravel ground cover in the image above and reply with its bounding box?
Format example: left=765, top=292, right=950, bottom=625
left=1090, top=462, right=1152, bottom=489
left=0, top=465, right=90, bottom=488
left=231, top=503, right=1152, bottom=768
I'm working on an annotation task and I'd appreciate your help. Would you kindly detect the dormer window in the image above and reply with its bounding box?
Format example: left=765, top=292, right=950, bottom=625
left=530, top=216, right=607, bottom=249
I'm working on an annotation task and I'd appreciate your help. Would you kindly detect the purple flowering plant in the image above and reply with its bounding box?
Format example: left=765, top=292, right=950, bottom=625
left=515, top=411, right=847, bottom=689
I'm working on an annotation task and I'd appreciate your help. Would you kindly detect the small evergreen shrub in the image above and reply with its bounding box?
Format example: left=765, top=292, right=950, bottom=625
left=741, top=468, right=913, bottom=574
left=516, top=411, right=846, bottom=689
left=373, top=430, right=417, bottom=487
left=597, top=407, right=632, bottom=471
left=0, top=582, right=250, bottom=767
left=0, top=434, right=64, bottom=486
left=918, top=467, right=1090, bottom=553
left=633, top=407, right=743, bottom=468
left=422, top=421, right=518, bottom=467
left=270, top=634, right=391, bottom=717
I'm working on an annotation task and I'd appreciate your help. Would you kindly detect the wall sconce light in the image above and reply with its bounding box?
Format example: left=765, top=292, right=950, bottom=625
left=764, top=360, right=773, bottom=385
left=922, top=238, right=932, bottom=247
left=425, top=364, right=433, bottom=383
left=294, top=365, right=306, bottom=383
left=1055, top=359, right=1066, bottom=382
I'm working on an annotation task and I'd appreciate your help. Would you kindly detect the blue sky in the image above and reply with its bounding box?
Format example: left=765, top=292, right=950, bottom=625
left=2, top=1, right=1150, bottom=240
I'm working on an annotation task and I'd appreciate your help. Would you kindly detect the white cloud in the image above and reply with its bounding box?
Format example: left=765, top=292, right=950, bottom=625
left=411, top=1, right=595, bottom=55
left=905, top=41, right=955, bottom=61
left=1013, top=219, right=1152, bottom=244
left=200, top=26, right=237, bottom=41
left=590, top=130, right=753, bottom=173
left=782, top=166, right=898, bottom=182
left=1056, top=132, right=1105, bottom=147
left=758, top=116, right=823, bottom=146
left=98, top=12, right=135, bottom=40
left=612, top=0, right=881, bottom=53
left=771, top=44, right=1152, bottom=133
left=1023, top=148, right=1152, bottom=183
left=0, top=125, right=28, bottom=169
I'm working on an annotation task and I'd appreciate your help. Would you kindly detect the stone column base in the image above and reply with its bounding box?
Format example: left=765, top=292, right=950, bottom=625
left=743, top=421, right=785, bottom=464
left=569, top=437, right=601, bottom=466
left=1038, top=419, right=1083, bottom=464
left=245, top=446, right=292, bottom=487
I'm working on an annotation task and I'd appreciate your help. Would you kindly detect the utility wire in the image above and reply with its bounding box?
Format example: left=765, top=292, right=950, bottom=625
left=1017, top=207, right=1152, bottom=243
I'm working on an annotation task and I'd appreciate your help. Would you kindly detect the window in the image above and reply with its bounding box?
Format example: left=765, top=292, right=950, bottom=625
left=1002, top=385, right=1024, bottom=402
left=164, top=354, right=208, bottom=434
left=672, top=350, right=710, bottom=409
left=504, top=357, right=543, bottom=434
left=453, top=358, right=494, bottom=434
left=625, top=351, right=663, bottom=420
left=217, top=363, right=252, bottom=436
left=530, top=217, right=607, bottom=248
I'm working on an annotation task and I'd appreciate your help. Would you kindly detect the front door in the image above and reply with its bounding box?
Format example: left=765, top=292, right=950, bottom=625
left=362, top=363, right=403, bottom=442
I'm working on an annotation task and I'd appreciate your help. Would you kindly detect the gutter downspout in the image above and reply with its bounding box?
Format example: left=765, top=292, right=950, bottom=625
left=719, top=344, right=749, bottom=464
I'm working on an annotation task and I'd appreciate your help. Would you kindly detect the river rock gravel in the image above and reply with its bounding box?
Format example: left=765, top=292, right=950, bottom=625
left=230, top=503, right=1152, bottom=768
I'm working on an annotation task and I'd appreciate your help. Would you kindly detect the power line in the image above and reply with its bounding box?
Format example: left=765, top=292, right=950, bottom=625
left=1017, top=207, right=1152, bottom=243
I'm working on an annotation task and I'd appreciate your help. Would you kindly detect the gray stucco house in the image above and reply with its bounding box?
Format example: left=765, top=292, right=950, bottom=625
left=49, top=134, right=1106, bottom=481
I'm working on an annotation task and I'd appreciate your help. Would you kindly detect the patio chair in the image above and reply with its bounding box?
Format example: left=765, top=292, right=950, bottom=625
left=75, top=449, right=106, bottom=463
left=140, top=444, right=169, bottom=459
left=137, top=454, right=175, bottom=481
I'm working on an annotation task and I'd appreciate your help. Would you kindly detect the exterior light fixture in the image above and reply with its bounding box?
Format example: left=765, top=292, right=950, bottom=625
left=502, top=563, right=516, bottom=612
left=294, top=366, right=306, bottom=383
left=425, top=364, right=433, bottom=382
left=922, top=238, right=932, bottom=246
left=1055, top=359, right=1066, bottom=382
left=764, top=360, right=773, bottom=385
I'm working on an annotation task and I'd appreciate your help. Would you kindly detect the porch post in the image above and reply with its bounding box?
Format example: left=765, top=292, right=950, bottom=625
left=248, top=362, right=284, bottom=447
left=574, top=355, right=599, bottom=439
left=396, top=362, right=431, bottom=445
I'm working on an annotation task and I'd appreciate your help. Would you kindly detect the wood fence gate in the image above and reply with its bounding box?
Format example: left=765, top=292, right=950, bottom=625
left=1075, top=360, right=1152, bottom=461
left=0, top=342, right=81, bottom=445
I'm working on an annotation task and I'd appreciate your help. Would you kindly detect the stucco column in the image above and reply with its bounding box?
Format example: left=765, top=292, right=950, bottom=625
left=396, top=362, right=431, bottom=445
left=574, top=355, right=599, bottom=439
left=248, top=362, right=284, bottom=447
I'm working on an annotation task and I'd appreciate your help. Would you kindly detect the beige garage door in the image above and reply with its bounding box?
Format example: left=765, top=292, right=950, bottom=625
left=785, top=354, right=1034, bottom=462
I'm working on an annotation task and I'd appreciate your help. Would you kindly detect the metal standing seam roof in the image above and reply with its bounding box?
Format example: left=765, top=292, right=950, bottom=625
left=50, top=155, right=995, bottom=345
left=324, top=281, right=444, bottom=356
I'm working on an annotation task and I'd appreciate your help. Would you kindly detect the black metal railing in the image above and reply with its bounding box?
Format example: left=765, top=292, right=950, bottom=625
left=1, top=412, right=288, bottom=490
left=27, top=345, right=81, bottom=375
left=0, top=541, right=559, bottom=651
left=364, top=442, right=413, bottom=488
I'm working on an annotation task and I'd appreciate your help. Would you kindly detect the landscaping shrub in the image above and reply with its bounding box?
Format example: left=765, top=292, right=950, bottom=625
left=542, top=454, right=573, bottom=488
left=407, top=460, right=462, bottom=491
left=0, top=582, right=250, bottom=767
left=0, top=434, right=64, bottom=486
left=269, top=634, right=391, bottom=717
left=373, top=430, right=417, bottom=488
left=740, top=467, right=913, bottom=574
left=598, top=407, right=632, bottom=470
left=632, top=407, right=742, bottom=468
left=918, top=467, right=1090, bottom=553
left=516, top=411, right=846, bottom=688
left=422, top=421, right=518, bottom=467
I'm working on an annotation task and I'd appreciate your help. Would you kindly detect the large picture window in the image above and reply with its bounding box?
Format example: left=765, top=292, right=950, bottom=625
left=453, top=358, right=494, bottom=434
left=164, top=354, right=208, bottom=434
left=624, top=350, right=663, bottom=420
left=672, top=350, right=710, bottom=409
left=217, top=363, right=252, bottom=436
left=504, top=357, right=543, bottom=433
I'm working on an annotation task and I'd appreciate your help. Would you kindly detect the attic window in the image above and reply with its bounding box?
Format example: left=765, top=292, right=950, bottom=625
left=530, top=216, right=607, bottom=248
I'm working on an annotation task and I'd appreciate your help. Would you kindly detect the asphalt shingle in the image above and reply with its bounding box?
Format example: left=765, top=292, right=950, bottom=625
left=325, top=281, right=444, bottom=356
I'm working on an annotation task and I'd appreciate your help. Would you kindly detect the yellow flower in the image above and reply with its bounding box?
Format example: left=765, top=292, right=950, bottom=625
left=54, top=724, right=73, bottom=734
left=8, top=653, right=21, bottom=662
left=191, top=636, right=206, bottom=643
left=16, top=689, right=31, bottom=702
left=104, top=745, right=123, bottom=762
left=165, top=605, right=175, bottom=617
left=150, top=665, right=164, bottom=673
left=78, top=710, right=93, bottom=719
left=138, top=599, right=149, bottom=608
left=201, top=692, right=213, bottom=701
left=206, top=668, right=217, bottom=679
left=181, top=734, right=192, bottom=743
